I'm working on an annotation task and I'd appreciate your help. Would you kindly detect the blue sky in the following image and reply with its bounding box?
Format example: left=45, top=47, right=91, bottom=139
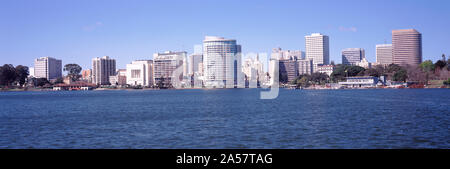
left=1, top=0, right=449, bottom=71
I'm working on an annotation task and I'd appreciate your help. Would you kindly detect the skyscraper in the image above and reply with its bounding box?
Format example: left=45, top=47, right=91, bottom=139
left=297, top=59, right=313, bottom=75
left=342, top=48, right=365, bottom=65
left=153, top=51, right=186, bottom=87
left=279, top=60, right=298, bottom=83
left=189, top=54, right=203, bottom=75
left=34, top=57, right=62, bottom=80
left=305, top=33, right=330, bottom=71
left=203, top=36, right=242, bottom=88
left=392, top=29, right=422, bottom=66
left=376, top=44, right=393, bottom=65
left=92, top=56, right=116, bottom=85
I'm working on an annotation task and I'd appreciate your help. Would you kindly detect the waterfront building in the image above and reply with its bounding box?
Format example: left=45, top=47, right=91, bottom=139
left=342, top=48, right=365, bottom=65
left=392, top=29, right=422, bottom=66
left=338, top=76, right=382, bottom=88
left=126, top=60, right=153, bottom=87
left=153, top=51, right=186, bottom=87
left=305, top=33, right=330, bottom=71
left=92, top=56, right=116, bottom=85
left=279, top=59, right=298, bottom=83
left=376, top=44, right=393, bottom=65
left=297, top=59, right=313, bottom=75
left=109, top=69, right=127, bottom=86
left=189, top=54, right=203, bottom=75
left=34, top=57, right=62, bottom=80
left=53, top=81, right=96, bottom=91
left=203, top=36, right=243, bottom=88
left=317, top=64, right=335, bottom=76
left=269, top=47, right=312, bottom=83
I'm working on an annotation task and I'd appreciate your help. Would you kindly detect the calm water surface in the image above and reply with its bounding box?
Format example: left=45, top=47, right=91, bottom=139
left=0, top=89, right=449, bottom=148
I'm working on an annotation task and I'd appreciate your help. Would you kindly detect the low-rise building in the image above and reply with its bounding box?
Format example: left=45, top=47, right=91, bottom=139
left=338, top=76, right=382, bottom=88
left=53, top=81, right=96, bottom=91
left=109, top=69, right=127, bottom=86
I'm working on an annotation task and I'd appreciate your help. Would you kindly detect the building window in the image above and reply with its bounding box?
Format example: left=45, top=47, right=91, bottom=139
left=131, top=69, right=141, bottom=78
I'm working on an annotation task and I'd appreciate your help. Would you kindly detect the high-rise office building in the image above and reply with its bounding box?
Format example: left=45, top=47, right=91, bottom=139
left=203, top=36, right=243, bottom=88
left=392, top=29, right=422, bottom=66
left=376, top=44, right=393, bottom=65
left=297, top=59, right=313, bottom=75
left=279, top=60, right=298, bottom=83
left=92, top=56, right=116, bottom=85
left=305, top=33, right=330, bottom=71
left=126, top=60, right=153, bottom=87
left=189, top=54, right=203, bottom=75
left=34, top=57, right=62, bottom=80
left=153, top=51, right=186, bottom=86
left=342, top=48, right=365, bottom=65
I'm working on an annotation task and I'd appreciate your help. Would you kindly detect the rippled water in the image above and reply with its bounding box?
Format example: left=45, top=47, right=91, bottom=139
left=0, top=89, right=449, bottom=148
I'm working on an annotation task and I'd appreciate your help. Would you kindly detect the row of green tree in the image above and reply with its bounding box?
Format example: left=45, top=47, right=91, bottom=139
left=0, top=64, right=29, bottom=87
left=290, top=72, right=329, bottom=88
left=330, top=64, right=409, bottom=82
left=0, top=63, right=83, bottom=88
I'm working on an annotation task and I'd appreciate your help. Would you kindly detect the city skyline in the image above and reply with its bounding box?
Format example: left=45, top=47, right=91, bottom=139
left=1, top=0, right=449, bottom=70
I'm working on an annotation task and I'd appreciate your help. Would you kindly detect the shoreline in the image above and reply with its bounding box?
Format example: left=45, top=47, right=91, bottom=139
left=1, top=86, right=448, bottom=92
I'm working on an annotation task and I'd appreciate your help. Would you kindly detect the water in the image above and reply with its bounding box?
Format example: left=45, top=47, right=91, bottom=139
left=0, top=89, right=449, bottom=149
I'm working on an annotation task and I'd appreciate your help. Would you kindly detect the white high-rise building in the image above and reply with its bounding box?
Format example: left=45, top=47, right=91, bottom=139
left=242, top=54, right=264, bottom=86
left=305, top=33, right=329, bottom=71
left=92, top=56, right=116, bottom=85
left=203, top=36, right=243, bottom=88
left=126, top=60, right=153, bottom=87
left=342, top=48, right=365, bottom=65
left=376, top=44, right=393, bottom=65
left=34, top=57, right=62, bottom=80
left=29, top=67, right=35, bottom=77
